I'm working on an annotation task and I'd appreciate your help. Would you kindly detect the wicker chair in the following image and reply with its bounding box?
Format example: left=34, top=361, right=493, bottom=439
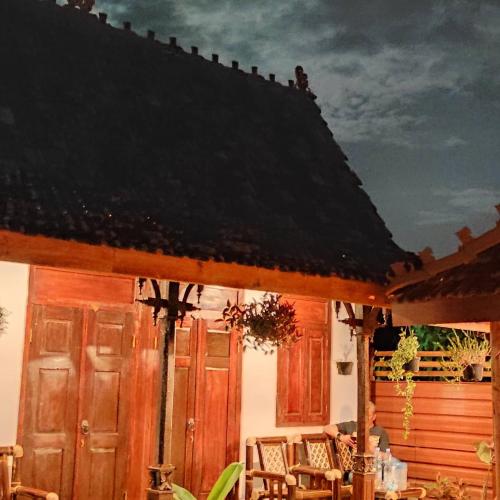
left=0, top=446, right=58, bottom=500
left=245, top=436, right=339, bottom=500
left=331, top=438, right=354, bottom=499
left=296, top=434, right=350, bottom=500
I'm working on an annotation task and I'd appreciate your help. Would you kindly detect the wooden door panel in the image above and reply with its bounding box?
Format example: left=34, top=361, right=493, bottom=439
left=277, top=335, right=305, bottom=425
left=22, top=305, right=83, bottom=500
left=193, top=324, right=233, bottom=500
left=277, top=297, right=330, bottom=426
left=76, top=309, right=133, bottom=500
left=172, top=326, right=198, bottom=488
left=305, top=328, right=329, bottom=423
left=198, top=370, right=229, bottom=497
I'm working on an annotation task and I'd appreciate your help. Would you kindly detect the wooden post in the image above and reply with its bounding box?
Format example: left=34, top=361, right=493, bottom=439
left=492, top=321, right=500, bottom=500
left=352, top=306, right=380, bottom=500
left=158, top=281, right=180, bottom=465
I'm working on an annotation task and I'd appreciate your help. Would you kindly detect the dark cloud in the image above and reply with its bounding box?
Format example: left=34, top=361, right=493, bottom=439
left=92, top=0, right=500, bottom=256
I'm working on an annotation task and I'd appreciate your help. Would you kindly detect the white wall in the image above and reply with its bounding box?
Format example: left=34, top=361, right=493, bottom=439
left=239, top=291, right=358, bottom=463
left=0, top=262, right=29, bottom=446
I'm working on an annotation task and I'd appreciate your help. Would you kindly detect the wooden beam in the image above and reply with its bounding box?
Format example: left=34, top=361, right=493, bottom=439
left=392, top=294, right=500, bottom=326
left=387, top=224, right=500, bottom=294
left=433, top=323, right=490, bottom=333
left=0, top=230, right=389, bottom=306
left=492, top=321, right=500, bottom=500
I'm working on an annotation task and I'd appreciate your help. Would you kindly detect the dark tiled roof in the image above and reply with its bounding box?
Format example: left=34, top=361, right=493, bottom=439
left=392, top=241, right=500, bottom=302
left=0, top=0, right=411, bottom=283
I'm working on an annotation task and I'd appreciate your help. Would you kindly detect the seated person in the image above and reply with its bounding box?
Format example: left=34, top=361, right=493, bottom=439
left=324, top=401, right=389, bottom=454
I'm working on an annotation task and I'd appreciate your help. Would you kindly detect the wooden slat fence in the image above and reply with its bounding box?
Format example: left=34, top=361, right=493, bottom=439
left=374, top=350, right=492, bottom=379
left=373, top=378, right=493, bottom=499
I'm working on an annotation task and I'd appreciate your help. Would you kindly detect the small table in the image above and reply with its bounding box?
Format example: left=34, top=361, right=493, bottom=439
left=375, top=487, right=426, bottom=499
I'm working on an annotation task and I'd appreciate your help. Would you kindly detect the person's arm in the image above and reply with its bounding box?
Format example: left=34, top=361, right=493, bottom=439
left=324, top=422, right=356, bottom=447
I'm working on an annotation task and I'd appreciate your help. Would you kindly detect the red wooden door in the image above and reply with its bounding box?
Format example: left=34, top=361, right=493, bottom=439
left=172, top=319, right=241, bottom=499
left=19, top=268, right=138, bottom=500
left=21, top=304, right=83, bottom=499
left=74, top=308, right=134, bottom=500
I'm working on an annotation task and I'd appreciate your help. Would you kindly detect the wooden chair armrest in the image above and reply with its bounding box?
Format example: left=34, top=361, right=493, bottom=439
left=12, top=485, right=59, bottom=499
left=289, top=465, right=342, bottom=481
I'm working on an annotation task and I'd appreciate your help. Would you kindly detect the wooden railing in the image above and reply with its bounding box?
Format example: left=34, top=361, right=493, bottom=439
left=373, top=351, right=492, bottom=380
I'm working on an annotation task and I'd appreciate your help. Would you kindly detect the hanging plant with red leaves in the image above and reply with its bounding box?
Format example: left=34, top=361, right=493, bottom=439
left=219, top=293, right=300, bottom=353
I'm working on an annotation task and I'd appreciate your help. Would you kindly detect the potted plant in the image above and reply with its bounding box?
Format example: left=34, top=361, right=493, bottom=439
left=426, top=473, right=470, bottom=500
left=219, top=293, right=300, bottom=353
left=441, top=330, right=490, bottom=383
left=336, top=338, right=354, bottom=375
left=388, top=328, right=420, bottom=438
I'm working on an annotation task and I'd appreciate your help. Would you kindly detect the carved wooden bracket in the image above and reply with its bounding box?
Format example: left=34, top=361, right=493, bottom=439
left=147, top=464, right=175, bottom=491
left=352, top=453, right=375, bottom=474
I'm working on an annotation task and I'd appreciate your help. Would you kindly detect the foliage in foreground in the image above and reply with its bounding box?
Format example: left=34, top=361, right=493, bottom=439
left=173, top=462, right=244, bottom=500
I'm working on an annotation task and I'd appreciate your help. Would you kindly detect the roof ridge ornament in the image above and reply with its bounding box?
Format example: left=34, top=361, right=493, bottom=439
left=294, top=65, right=317, bottom=100
left=418, top=246, right=435, bottom=264
left=66, top=0, right=94, bottom=12
left=456, top=226, right=473, bottom=248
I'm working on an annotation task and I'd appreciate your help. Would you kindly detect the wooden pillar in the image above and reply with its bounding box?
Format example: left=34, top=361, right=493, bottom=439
left=159, top=281, right=179, bottom=465
left=492, top=321, right=500, bottom=500
left=352, top=306, right=379, bottom=500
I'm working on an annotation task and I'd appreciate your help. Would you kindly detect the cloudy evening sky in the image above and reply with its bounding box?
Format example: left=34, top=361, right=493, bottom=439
left=95, top=0, right=500, bottom=257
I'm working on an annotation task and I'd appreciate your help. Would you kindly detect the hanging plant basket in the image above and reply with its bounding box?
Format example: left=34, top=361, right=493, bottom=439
left=403, top=356, right=421, bottom=373
left=463, top=363, right=484, bottom=382
left=336, top=361, right=353, bottom=375
left=218, top=293, right=300, bottom=353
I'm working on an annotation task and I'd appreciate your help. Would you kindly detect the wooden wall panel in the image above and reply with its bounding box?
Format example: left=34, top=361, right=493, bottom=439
left=374, top=381, right=493, bottom=499
left=30, top=267, right=135, bottom=305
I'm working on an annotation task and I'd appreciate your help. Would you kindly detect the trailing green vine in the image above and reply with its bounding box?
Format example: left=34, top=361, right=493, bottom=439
left=388, top=329, right=419, bottom=439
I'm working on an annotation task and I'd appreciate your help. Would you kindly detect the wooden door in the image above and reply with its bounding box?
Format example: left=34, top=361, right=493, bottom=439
left=172, top=319, right=241, bottom=499
left=19, top=268, right=140, bottom=500
left=20, top=304, right=83, bottom=499
left=74, top=308, right=134, bottom=500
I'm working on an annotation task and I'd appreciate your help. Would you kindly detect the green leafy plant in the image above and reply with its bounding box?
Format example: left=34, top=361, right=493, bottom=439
left=173, top=462, right=244, bottom=500
left=388, top=328, right=419, bottom=439
left=474, top=440, right=494, bottom=500
left=426, top=473, right=470, bottom=500
left=440, top=330, right=490, bottom=383
left=219, top=294, right=300, bottom=353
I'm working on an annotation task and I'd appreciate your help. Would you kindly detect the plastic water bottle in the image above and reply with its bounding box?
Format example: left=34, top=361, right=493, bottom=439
left=374, top=447, right=383, bottom=490
left=384, top=448, right=396, bottom=491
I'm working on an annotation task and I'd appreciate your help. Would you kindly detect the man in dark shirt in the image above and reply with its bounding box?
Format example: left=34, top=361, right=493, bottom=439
left=324, top=401, right=390, bottom=453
